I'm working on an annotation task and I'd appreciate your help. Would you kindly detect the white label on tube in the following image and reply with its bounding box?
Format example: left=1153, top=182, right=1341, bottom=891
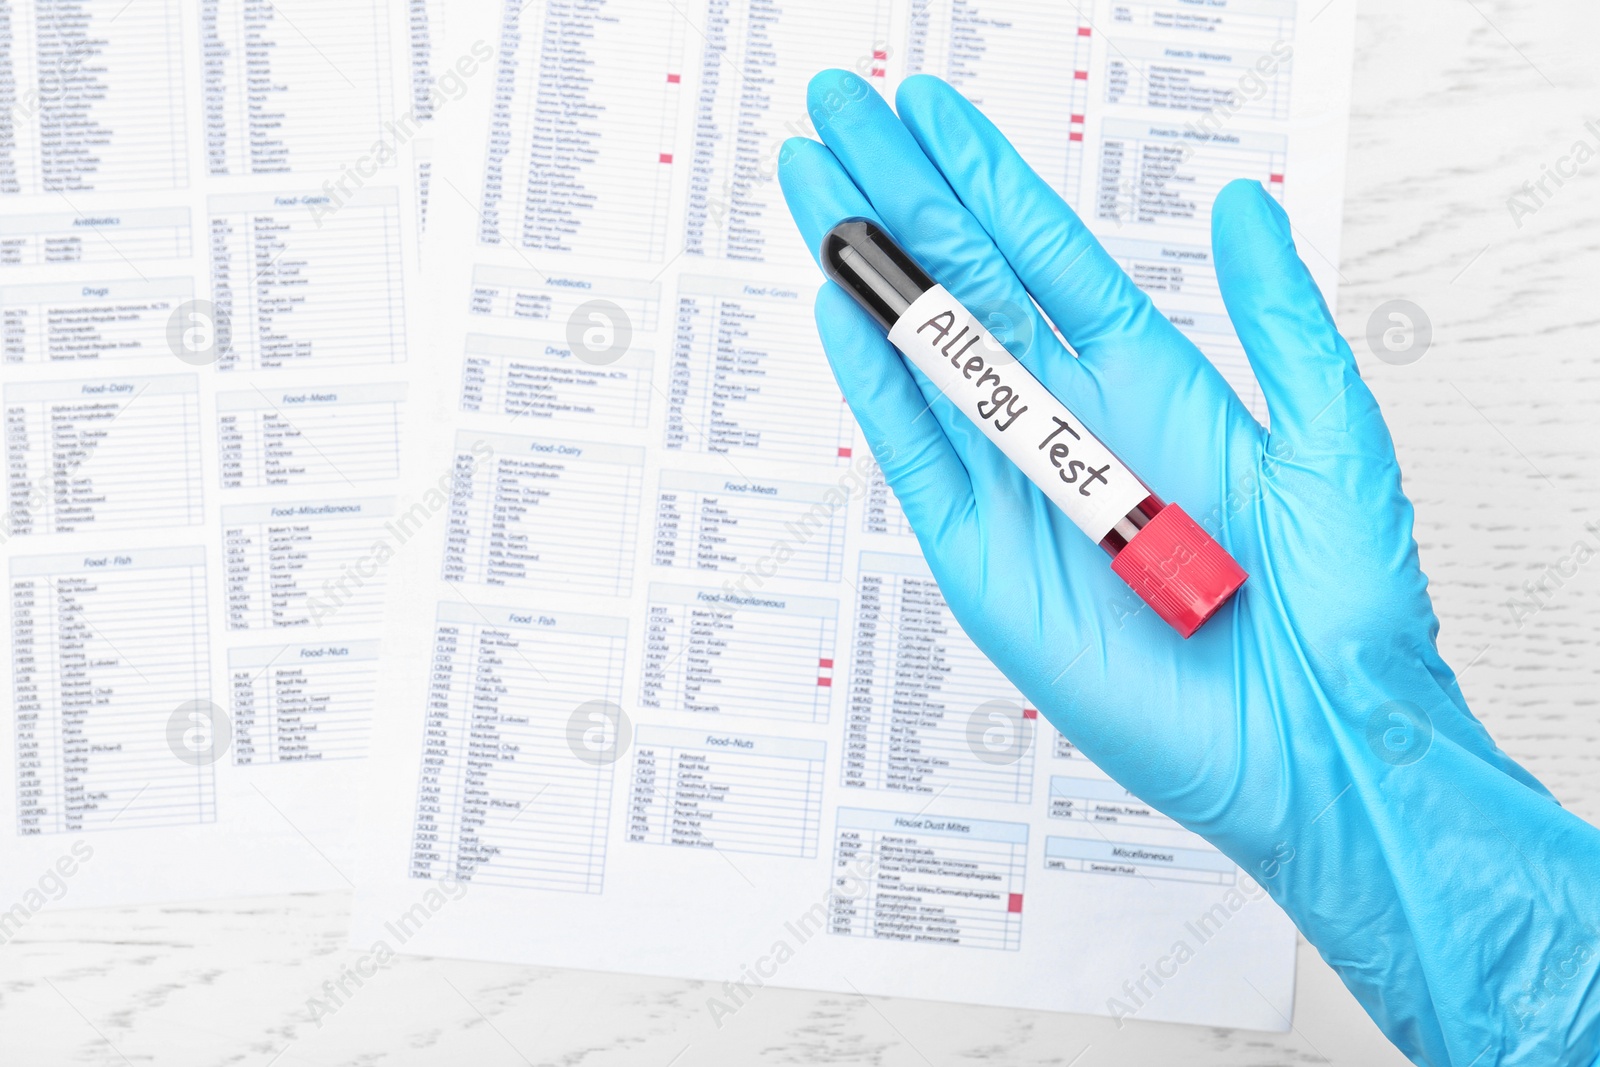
left=886, top=284, right=1148, bottom=544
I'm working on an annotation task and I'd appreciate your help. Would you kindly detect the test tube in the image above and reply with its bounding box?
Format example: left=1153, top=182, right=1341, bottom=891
left=821, top=217, right=1246, bottom=638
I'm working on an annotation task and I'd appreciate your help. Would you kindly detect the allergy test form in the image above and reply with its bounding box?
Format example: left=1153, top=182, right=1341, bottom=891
left=354, top=0, right=1355, bottom=1028
left=0, top=0, right=438, bottom=905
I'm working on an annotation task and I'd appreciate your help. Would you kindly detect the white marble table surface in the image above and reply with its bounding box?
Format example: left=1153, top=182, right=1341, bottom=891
left=5, top=1, right=1598, bottom=1063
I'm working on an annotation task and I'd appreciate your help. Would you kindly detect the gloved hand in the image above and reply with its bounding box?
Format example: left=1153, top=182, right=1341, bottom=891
left=780, top=69, right=1600, bottom=1067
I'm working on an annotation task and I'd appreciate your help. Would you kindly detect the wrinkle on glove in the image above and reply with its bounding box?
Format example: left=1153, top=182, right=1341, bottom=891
left=780, top=69, right=1600, bottom=1067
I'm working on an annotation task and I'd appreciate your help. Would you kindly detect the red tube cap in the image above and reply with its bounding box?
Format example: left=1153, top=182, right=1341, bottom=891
left=1110, top=503, right=1247, bottom=638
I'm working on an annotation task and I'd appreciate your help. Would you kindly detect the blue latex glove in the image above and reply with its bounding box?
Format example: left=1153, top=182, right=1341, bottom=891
left=780, top=70, right=1600, bottom=1067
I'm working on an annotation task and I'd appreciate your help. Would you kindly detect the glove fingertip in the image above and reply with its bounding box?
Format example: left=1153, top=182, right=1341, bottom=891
left=806, top=68, right=880, bottom=137
left=777, top=138, right=876, bottom=267
left=893, top=72, right=953, bottom=116
left=1212, top=180, right=1289, bottom=270
left=776, top=135, right=814, bottom=174
left=776, top=135, right=833, bottom=206
left=1215, top=177, right=1273, bottom=214
left=1211, top=182, right=1364, bottom=441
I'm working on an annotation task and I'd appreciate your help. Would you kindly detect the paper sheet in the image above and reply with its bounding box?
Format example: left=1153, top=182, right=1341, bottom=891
left=0, top=0, right=436, bottom=909
left=353, top=0, right=1355, bottom=1029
